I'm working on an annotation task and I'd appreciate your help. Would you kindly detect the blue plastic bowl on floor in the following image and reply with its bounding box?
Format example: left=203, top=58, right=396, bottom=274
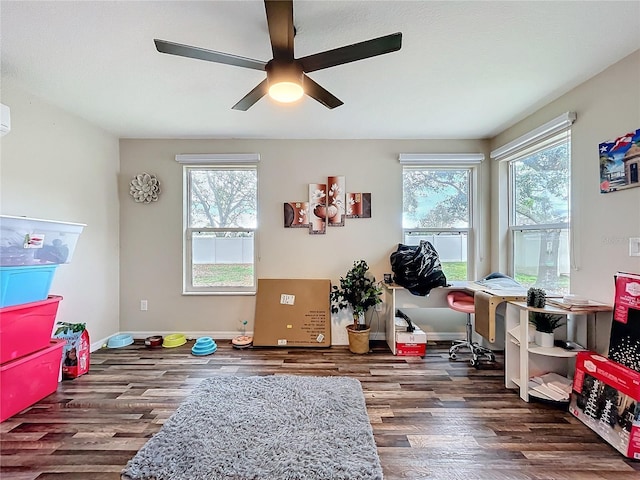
left=192, top=336, right=217, bottom=356
left=107, top=334, right=134, bottom=348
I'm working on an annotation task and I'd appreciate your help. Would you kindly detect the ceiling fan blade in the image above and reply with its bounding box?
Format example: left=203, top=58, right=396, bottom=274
left=264, top=0, right=294, bottom=61
left=154, top=39, right=266, bottom=71
left=299, top=32, right=402, bottom=73
left=232, top=79, right=269, bottom=111
left=303, top=75, right=343, bottom=109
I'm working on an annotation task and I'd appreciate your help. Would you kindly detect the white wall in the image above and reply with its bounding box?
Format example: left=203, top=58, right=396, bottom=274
left=0, top=81, right=121, bottom=347
left=119, top=139, right=491, bottom=342
left=491, top=50, right=640, bottom=351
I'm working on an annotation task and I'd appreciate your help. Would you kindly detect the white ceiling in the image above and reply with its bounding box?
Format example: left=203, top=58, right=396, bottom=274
left=1, top=1, right=639, bottom=140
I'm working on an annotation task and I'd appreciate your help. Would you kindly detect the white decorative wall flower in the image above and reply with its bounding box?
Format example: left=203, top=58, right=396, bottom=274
left=130, top=173, right=161, bottom=203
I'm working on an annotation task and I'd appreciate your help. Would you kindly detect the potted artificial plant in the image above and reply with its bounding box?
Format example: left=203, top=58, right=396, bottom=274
left=330, top=260, right=383, bottom=354
left=527, top=287, right=564, bottom=347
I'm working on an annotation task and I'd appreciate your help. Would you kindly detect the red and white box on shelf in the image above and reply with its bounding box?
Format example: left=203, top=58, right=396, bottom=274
left=569, top=351, right=640, bottom=459
left=395, top=326, right=427, bottom=356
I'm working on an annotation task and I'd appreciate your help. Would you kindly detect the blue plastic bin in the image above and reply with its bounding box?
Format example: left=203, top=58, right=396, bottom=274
left=0, top=265, right=58, bottom=308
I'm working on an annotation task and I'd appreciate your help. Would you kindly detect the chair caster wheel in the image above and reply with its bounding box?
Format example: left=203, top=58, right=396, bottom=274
left=469, top=358, right=477, bottom=367
left=449, top=353, right=457, bottom=360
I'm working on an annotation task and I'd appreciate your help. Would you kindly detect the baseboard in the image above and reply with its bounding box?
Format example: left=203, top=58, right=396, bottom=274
left=423, top=332, right=465, bottom=341
left=371, top=331, right=464, bottom=341
left=91, top=331, right=253, bottom=353
left=93, top=330, right=465, bottom=353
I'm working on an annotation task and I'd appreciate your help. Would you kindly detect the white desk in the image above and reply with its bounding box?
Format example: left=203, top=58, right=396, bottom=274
left=382, top=282, right=527, bottom=354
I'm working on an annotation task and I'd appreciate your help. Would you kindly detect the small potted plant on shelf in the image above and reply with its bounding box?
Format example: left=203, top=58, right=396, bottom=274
left=527, top=287, right=564, bottom=347
left=330, top=260, right=383, bottom=354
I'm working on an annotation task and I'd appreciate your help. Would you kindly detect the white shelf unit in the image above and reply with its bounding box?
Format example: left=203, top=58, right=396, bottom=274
left=504, top=301, right=612, bottom=403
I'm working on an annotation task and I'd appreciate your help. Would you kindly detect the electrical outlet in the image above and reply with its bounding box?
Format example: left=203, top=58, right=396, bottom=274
left=140, top=300, right=148, bottom=311
left=630, top=237, right=640, bottom=257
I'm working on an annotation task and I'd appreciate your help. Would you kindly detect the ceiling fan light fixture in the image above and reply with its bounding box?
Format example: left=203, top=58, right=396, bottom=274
left=154, top=1, right=402, bottom=111
left=268, top=81, right=304, bottom=103
left=266, top=61, right=304, bottom=103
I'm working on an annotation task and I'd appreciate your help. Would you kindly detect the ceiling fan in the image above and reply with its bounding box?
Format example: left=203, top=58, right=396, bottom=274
left=154, top=0, right=402, bottom=111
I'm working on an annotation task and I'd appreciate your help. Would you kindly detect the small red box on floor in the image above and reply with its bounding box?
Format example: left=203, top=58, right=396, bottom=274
left=395, top=327, right=427, bottom=356
left=396, top=342, right=427, bottom=356
left=570, top=351, right=640, bottom=459
left=0, top=295, right=63, bottom=364
left=0, top=339, right=65, bottom=422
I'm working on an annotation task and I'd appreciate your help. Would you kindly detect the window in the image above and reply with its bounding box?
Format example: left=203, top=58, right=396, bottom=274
left=509, top=136, right=571, bottom=293
left=492, top=113, right=575, bottom=294
left=176, top=154, right=258, bottom=294
left=400, top=154, right=482, bottom=281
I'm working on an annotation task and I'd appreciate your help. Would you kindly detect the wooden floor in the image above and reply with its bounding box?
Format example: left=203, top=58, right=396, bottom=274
left=1, top=340, right=638, bottom=480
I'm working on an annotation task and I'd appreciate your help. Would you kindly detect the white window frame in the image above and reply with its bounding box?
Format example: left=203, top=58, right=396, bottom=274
left=176, top=153, right=259, bottom=295
left=491, top=113, right=575, bottom=291
left=399, top=153, right=483, bottom=281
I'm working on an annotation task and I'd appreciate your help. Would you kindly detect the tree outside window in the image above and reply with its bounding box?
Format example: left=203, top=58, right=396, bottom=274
left=186, top=167, right=257, bottom=292
left=403, top=168, right=471, bottom=281
left=510, top=139, right=570, bottom=293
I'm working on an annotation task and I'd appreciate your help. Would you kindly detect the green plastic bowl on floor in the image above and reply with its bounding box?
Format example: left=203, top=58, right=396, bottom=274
left=162, top=333, right=187, bottom=348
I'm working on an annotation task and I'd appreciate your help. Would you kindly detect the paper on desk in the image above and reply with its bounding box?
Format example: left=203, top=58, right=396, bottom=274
left=546, top=298, right=608, bottom=310
left=474, top=277, right=524, bottom=290
left=471, top=281, right=526, bottom=296
left=484, top=288, right=528, bottom=296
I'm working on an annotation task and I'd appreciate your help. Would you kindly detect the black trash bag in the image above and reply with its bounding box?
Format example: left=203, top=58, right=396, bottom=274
left=390, top=241, right=447, bottom=296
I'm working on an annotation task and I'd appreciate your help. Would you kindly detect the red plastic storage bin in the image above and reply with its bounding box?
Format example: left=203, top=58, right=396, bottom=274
left=0, top=339, right=65, bottom=422
left=0, top=295, right=63, bottom=364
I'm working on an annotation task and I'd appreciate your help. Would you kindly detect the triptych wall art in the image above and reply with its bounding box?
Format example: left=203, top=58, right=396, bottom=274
left=599, top=128, right=640, bottom=194
left=283, top=176, right=371, bottom=234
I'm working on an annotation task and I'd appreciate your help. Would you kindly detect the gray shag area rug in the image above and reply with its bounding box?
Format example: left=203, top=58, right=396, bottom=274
left=121, top=375, right=383, bottom=480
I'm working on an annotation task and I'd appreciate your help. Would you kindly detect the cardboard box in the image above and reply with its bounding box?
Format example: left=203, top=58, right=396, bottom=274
left=253, top=279, right=331, bottom=347
left=569, top=351, right=640, bottom=459
left=395, top=326, right=427, bottom=356
left=608, top=272, right=640, bottom=372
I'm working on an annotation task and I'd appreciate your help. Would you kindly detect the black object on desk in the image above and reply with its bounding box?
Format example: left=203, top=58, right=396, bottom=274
left=554, top=339, right=585, bottom=351
left=395, top=309, right=415, bottom=332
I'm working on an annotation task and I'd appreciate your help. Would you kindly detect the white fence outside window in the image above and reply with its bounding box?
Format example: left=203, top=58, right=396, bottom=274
left=192, top=236, right=254, bottom=264
left=404, top=234, right=467, bottom=263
